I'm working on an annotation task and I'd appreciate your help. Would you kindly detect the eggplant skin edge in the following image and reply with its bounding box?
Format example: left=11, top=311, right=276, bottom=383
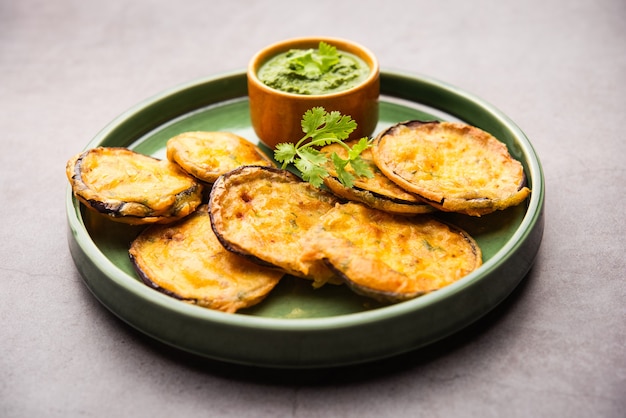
left=322, top=175, right=436, bottom=216
left=372, top=120, right=531, bottom=217
left=207, top=166, right=292, bottom=269
left=324, top=221, right=481, bottom=304
left=322, top=258, right=429, bottom=304
left=207, top=165, right=341, bottom=286
left=66, top=147, right=204, bottom=224
left=129, top=251, right=186, bottom=301
left=165, top=131, right=276, bottom=184
left=127, top=205, right=283, bottom=313
left=302, top=203, right=482, bottom=304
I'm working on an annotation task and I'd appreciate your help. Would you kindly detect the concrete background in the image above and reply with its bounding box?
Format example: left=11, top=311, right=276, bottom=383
left=1, top=0, right=624, bottom=416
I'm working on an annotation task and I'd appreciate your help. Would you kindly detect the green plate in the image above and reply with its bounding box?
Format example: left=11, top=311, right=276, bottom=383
left=66, top=70, right=544, bottom=368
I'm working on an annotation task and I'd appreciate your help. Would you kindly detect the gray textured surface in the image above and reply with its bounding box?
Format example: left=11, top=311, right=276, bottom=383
left=1, top=0, right=624, bottom=416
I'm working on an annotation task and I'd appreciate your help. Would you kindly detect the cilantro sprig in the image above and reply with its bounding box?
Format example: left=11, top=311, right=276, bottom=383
left=289, top=41, right=340, bottom=79
left=274, top=107, right=373, bottom=188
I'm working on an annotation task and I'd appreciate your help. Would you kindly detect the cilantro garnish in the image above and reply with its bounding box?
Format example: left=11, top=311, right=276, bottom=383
left=289, top=41, right=340, bottom=79
left=274, top=107, right=374, bottom=188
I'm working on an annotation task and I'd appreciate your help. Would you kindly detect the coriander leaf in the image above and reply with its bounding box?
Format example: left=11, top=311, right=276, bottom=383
left=274, top=142, right=298, bottom=167
left=295, top=158, right=328, bottom=187
left=290, top=42, right=339, bottom=77
left=309, top=111, right=356, bottom=142
left=330, top=152, right=349, bottom=171
left=295, top=147, right=329, bottom=187
left=301, top=107, right=327, bottom=136
left=331, top=152, right=356, bottom=188
left=317, top=42, right=339, bottom=72
left=297, top=146, right=327, bottom=166
left=348, top=137, right=372, bottom=160
left=292, top=51, right=321, bottom=78
left=348, top=155, right=374, bottom=179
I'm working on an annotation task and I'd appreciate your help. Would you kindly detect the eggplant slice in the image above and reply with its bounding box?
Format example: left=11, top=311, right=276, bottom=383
left=166, top=131, right=275, bottom=184
left=372, top=121, right=531, bottom=216
left=209, top=166, right=341, bottom=287
left=300, top=202, right=482, bottom=303
left=66, top=147, right=203, bottom=224
left=129, top=205, right=283, bottom=313
left=320, top=141, right=436, bottom=215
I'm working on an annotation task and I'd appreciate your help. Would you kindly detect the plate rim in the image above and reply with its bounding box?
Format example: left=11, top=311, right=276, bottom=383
left=66, top=69, right=545, bottom=366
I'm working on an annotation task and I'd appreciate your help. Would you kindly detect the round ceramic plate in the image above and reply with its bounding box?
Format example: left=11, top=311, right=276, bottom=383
left=66, top=70, right=544, bottom=369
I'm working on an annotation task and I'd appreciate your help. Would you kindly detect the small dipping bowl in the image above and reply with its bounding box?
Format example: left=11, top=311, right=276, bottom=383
left=247, top=37, right=380, bottom=149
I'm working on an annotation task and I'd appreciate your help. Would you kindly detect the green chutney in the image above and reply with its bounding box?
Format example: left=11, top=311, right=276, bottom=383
left=257, top=46, right=370, bottom=95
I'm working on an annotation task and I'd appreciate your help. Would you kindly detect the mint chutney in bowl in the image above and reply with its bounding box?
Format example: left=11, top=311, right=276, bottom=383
left=257, top=42, right=371, bottom=95
left=247, top=37, right=380, bottom=148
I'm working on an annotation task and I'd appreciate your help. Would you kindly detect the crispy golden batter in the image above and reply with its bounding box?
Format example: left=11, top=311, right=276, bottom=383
left=372, top=121, right=531, bottom=216
left=301, top=202, right=482, bottom=303
left=320, top=141, right=435, bottom=215
left=66, top=147, right=203, bottom=224
left=129, top=205, right=283, bottom=313
left=209, top=166, right=341, bottom=287
left=166, top=131, right=275, bottom=183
